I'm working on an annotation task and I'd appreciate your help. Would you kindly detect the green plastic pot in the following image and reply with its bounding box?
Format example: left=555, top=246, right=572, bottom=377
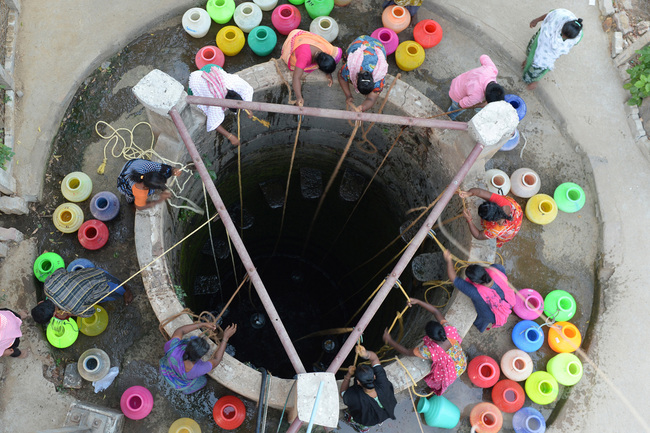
left=34, top=252, right=65, bottom=282
left=554, top=182, right=585, bottom=213
left=547, top=352, right=583, bottom=386
left=46, top=317, right=79, bottom=349
left=543, top=289, right=576, bottom=322
left=525, top=371, right=559, bottom=405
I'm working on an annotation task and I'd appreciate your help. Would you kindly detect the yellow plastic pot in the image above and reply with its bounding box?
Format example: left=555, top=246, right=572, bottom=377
left=77, top=305, right=109, bottom=336
left=525, top=194, right=558, bottom=225
left=169, top=418, right=202, bottom=433
left=395, top=41, right=425, bottom=72
left=53, top=203, right=84, bottom=233
left=217, top=25, right=245, bottom=56
left=61, top=171, right=93, bottom=202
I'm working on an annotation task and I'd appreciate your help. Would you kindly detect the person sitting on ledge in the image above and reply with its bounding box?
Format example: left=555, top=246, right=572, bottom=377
left=383, top=297, right=466, bottom=395
left=340, top=345, right=397, bottom=433
left=117, top=158, right=181, bottom=210
left=160, top=321, right=237, bottom=394
left=31, top=267, right=133, bottom=324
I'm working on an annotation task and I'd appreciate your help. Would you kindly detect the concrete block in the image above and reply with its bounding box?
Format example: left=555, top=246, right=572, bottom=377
left=614, top=12, right=633, bottom=35
left=296, top=373, right=338, bottom=429
left=0, top=243, right=8, bottom=258
left=132, top=69, right=186, bottom=118
left=63, top=364, right=83, bottom=389
left=0, top=227, right=23, bottom=242
left=615, top=32, right=650, bottom=66
left=638, top=21, right=650, bottom=36
left=0, top=170, right=17, bottom=195
left=613, top=32, right=624, bottom=58
left=0, top=196, right=28, bottom=214
left=599, top=0, right=615, bottom=17
left=61, top=401, right=125, bottom=433
left=467, top=101, right=519, bottom=147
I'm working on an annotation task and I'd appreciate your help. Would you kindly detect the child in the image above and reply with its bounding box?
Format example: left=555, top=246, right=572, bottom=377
left=1, top=309, right=28, bottom=358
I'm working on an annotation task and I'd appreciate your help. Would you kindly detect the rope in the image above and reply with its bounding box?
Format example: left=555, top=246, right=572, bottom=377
left=158, top=308, right=223, bottom=342
left=76, top=212, right=219, bottom=316
left=273, top=58, right=296, bottom=105
left=203, top=184, right=224, bottom=304
left=408, top=387, right=426, bottom=433
left=303, top=115, right=362, bottom=254
left=237, top=111, right=244, bottom=238
left=355, top=73, right=401, bottom=154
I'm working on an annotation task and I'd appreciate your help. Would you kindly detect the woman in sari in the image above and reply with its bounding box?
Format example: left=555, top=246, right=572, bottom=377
left=383, top=297, right=466, bottom=396
left=338, top=35, right=388, bottom=112
left=459, top=187, right=523, bottom=248
left=444, top=250, right=516, bottom=333
left=280, top=29, right=343, bottom=106
left=523, top=9, right=584, bottom=90
left=160, top=321, right=237, bottom=394
left=189, top=64, right=254, bottom=146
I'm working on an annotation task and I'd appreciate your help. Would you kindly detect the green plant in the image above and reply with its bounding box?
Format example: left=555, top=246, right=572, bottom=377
left=625, top=45, right=650, bottom=106
left=0, top=142, right=14, bottom=170
left=174, top=284, right=187, bottom=307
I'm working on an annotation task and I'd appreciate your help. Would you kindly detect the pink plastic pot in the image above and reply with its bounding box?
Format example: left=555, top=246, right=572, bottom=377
left=195, top=45, right=225, bottom=69
left=513, top=288, right=544, bottom=320
left=370, top=27, right=398, bottom=56
left=271, top=4, right=301, bottom=35
left=120, top=386, right=154, bottom=420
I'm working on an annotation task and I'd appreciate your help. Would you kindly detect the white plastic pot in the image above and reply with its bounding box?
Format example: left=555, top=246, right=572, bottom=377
left=182, top=8, right=211, bottom=38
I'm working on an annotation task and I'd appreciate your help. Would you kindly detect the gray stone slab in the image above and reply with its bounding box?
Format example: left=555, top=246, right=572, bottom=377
left=599, top=0, right=615, bottom=16
left=63, top=363, right=83, bottom=389
left=0, top=196, right=28, bottom=214
left=614, top=12, right=633, bottom=35
left=613, top=32, right=624, bottom=58
left=0, top=227, right=24, bottom=242
left=62, top=401, right=124, bottom=433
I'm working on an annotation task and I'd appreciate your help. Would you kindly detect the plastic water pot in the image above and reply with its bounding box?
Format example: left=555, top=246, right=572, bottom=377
left=491, top=379, right=525, bottom=413
left=511, top=320, right=544, bottom=353
left=513, top=288, right=544, bottom=320
left=77, top=305, right=109, bottom=337
left=543, top=289, right=576, bottom=322
left=61, top=171, right=93, bottom=202
left=182, top=8, right=211, bottom=38
left=553, top=182, right=585, bottom=213
left=382, top=5, right=410, bottom=34
left=169, top=418, right=202, bottom=433
left=414, top=19, right=443, bottom=48
left=234, top=2, right=263, bottom=33
left=206, top=0, right=236, bottom=24
left=67, top=258, right=95, bottom=272
left=469, top=402, right=503, bottom=433
left=195, top=46, right=225, bottom=69
left=467, top=355, right=500, bottom=388
left=253, top=0, right=277, bottom=11
left=500, top=128, right=520, bottom=151
left=90, top=191, right=120, bottom=221
left=53, top=202, right=84, bottom=234
left=34, top=252, right=65, bottom=282
left=500, top=349, right=533, bottom=382
left=546, top=352, right=583, bottom=386
left=121, top=386, right=154, bottom=420
left=416, top=395, right=460, bottom=429
left=395, top=41, right=425, bottom=71
left=213, top=395, right=246, bottom=430
left=77, top=348, right=111, bottom=381
left=548, top=321, right=582, bottom=353
left=217, top=26, right=245, bottom=56
left=248, top=26, right=277, bottom=57
left=525, top=371, right=559, bottom=405
left=484, top=168, right=511, bottom=196
left=271, top=4, right=301, bottom=35
left=309, top=16, right=339, bottom=43
left=46, top=317, right=79, bottom=348
left=371, top=27, right=398, bottom=56
left=510, top=168, right=540, bottom=198
left=288, top=0, right=305, bottom=4
left=525, top=194, right=558, bottom=225
left=513, top=407, right=546, bottom=433
left=305, top=0, right=334, bottom=19
left=504, top=94, right=527, bottom=120
left=78, top=220, right=109, bottom=250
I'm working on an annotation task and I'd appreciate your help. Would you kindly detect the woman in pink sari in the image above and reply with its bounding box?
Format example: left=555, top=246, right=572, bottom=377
left=383, top=298, right=466, bottom=395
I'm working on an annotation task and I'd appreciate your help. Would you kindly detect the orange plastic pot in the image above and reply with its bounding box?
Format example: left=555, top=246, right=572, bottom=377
left=468, top=355, right=500, bottom=388
left=469, top=402, right=503, bottom=433
left=213, top=395, right=245, bottom=430
left=548, top=321, right=582, bottom=353
left=491, top=379, right=525, bottom=413
left=381, top=5, right=410, bottom=34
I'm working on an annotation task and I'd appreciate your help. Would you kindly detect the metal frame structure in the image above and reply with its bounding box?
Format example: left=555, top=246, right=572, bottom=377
left=171, top=98, right=482, bottom=432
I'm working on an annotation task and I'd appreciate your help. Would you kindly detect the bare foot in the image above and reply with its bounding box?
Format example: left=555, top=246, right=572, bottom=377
left=17, top=348, right=30, bottom=359
left=526, top=82, right=538, bottom=90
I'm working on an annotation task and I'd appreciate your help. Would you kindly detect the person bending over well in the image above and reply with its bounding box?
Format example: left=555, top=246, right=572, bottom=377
left=383, top=297, right=466, bottom=395
left=447, top=55, right=505, bottom=120
left=159, top=321, right=237, bottom=394
left=116, top=158, right=181, bottom=210
left=338, top=35, right=388, bottom=112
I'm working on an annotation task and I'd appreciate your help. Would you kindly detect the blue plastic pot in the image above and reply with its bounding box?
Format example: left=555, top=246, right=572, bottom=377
left=505, top=94, right=527, bottom=120
left=90, top=191, right=120, bottom=221
left=500, top=128, right=520, bottom=151
left=67, top=258, right=95, bottom=272
left=512, top=407, right=546, bottom=433
left=512, top=320, right=544, bottom=353
left=417, top=395, right=460, bottom=429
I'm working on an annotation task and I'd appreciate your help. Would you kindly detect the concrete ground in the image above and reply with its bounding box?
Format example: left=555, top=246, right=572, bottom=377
left=1, top=0, right=649, bottom=432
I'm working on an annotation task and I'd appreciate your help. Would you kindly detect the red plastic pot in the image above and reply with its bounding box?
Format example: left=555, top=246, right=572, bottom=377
left=213, top=395, right=246, bottom=430
left=195, top=45, right=225, bottom=69
left=414, top=19, right=443, bottom=49
left=491, top=379, right=525, bottom=413
left=78, top=219, right=109, bottom=250
left=468, top=355, right=500, bottom=388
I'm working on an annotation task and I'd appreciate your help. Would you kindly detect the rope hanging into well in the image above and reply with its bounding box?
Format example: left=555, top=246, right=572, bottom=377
left=355, top=73, right=401, bottom=155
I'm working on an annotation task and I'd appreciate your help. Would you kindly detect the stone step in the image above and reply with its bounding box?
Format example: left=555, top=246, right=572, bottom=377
left=300, top=167, right=323, bottom=199
left=339, top=168, right=366, bottom=202
left=259, top=179, right=285, bottom=209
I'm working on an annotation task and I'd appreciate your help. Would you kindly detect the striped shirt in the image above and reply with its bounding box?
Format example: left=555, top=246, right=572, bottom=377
left=44, top=269, right=111, bottom=318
